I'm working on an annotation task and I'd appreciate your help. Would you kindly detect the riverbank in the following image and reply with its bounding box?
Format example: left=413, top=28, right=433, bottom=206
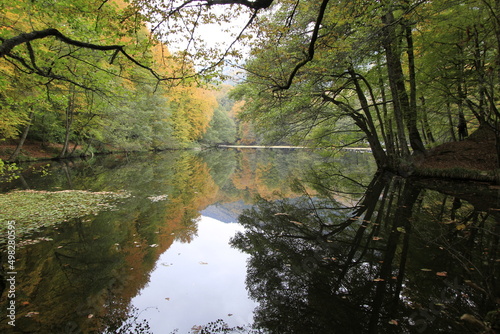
left=0, top=139, right=90, bottom=162
left=0, top=140, right=180, bottom=163
left=2, top=128, right=499, bottom=182
left=413, top=125, right=499, bottom=182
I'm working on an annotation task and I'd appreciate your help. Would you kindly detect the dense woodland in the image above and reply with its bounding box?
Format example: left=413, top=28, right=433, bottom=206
left=231, top=0, right=500, bottom=173
left=0, top=0, right=242, bottom=163
left=1, top=0, right=500, bottom=175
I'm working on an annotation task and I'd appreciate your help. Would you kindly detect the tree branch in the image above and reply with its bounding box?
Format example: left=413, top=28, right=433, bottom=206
left=207, top=0, right=274, bottom=10
left=274, top=0, right=330, bottom=91
left=0, top=28, right=165, bottom=81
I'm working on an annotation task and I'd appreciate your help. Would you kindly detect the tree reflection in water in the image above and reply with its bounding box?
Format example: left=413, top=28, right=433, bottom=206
left=231, top=171, right=500, bottom=333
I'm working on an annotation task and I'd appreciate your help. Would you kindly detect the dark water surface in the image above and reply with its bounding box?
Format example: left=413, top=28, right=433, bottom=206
left=0, top=149, right=499, bottom=333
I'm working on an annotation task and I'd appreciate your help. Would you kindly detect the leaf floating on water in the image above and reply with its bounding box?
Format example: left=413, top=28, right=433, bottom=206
left=456, top=224, right=466, bottom=230
left=388, top=319, right=398, bottom=325
left=25, top=312, right=39, bottom=317
left=396, top=227, right=406, bottom=233
left=436, top=271, right=448, bottom=277
left=147, top=194, right=169, bottom=202
left=290, top=220, right=303, bottom=225
left=372, top=236, right=383, bottom=241
left=87, top=314, right=94, bottom=319
left=420, top=268, right=432, bottom=272
left=165, top=298, right=170, bottom=301
left=274, top=212, right=289, bottom=216
left=373, top=278, right=385, bottom=282
left=199, top=261, right=208, bottom=265
left=228, top=314, right=233, bottom=316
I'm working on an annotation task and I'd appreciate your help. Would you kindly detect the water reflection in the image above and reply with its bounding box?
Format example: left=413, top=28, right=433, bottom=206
left=231, top=170, right=500, bottom=333
left=130, top=217, right=255, bottom=333
left=2, top=149, right=498, bottom=333
left=0, top=149, right=329, bottom=333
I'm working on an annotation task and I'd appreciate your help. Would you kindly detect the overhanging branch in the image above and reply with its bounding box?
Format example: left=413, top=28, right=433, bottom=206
left=207, top=0, right=274, bottom=10
left=0, top=28, right=163, bottom=81
left=274, top=0, right=330, bottom=91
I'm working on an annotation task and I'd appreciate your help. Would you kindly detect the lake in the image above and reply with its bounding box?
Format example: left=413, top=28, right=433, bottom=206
left=0, top=148, right=499, bottom=333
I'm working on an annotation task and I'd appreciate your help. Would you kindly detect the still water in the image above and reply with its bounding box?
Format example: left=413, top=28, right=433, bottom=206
left=0, top=149, right=499, bottom=333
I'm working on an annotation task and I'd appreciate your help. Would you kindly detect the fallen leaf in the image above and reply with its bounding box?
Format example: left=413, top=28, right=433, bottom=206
left=388, top=319, right=398, bottom=325
left=372, top=236, right=383, bottom=241
left=373, top=278, right=385, bottom=282
left=436, top=271, right=448, bottom=277
left=25, top=312, right=39, bottom=317
left=420, top=268, right=432, bottom=272
left=88, top=314, right=94, bottom=319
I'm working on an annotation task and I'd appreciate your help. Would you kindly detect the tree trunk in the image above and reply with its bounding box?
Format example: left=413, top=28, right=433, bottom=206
left=9, top=110, right=34, bottom=161
left=381, top=10, right=425, bottom=155
left=446, top=101, right=458, bottom=142
left=376, top=54, right=396, bottom=158
left=349, top=69, right=388, bottom=167
left=59, top=85, right=76, bottom=158
left=419, top=96, right=435, bottom=144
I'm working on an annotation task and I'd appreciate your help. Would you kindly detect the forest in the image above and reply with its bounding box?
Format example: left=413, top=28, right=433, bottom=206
left=1, top=1, right=500, bottom=332
left=0, top=0, right=241, bottom=164
left=1, top=0, right=500, bottom=178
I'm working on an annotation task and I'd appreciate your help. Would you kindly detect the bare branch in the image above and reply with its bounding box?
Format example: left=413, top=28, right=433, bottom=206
left=274, top=0, right=330, bottom=91
left=207, top=0, right=274, bottom=10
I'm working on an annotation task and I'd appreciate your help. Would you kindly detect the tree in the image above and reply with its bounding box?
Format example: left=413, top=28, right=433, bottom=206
left=228, top=0, right=500, bottom=171
left=3, top=0, right=500, bottom=168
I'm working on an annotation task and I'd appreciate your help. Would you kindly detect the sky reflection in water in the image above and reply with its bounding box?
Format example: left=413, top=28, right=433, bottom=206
left=131, top=216, right=256, bottom=333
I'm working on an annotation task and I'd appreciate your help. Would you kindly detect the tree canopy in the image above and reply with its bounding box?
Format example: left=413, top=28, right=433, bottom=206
left=1, top=0, right=500, bottom=171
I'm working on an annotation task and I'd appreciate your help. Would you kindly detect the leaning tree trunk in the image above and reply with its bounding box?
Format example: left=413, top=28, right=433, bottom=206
left=381, top=10, right=425, bottom=156
left=8, top=110, right=34, bottom=161
left=349, top=68, right=388, bottom=167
